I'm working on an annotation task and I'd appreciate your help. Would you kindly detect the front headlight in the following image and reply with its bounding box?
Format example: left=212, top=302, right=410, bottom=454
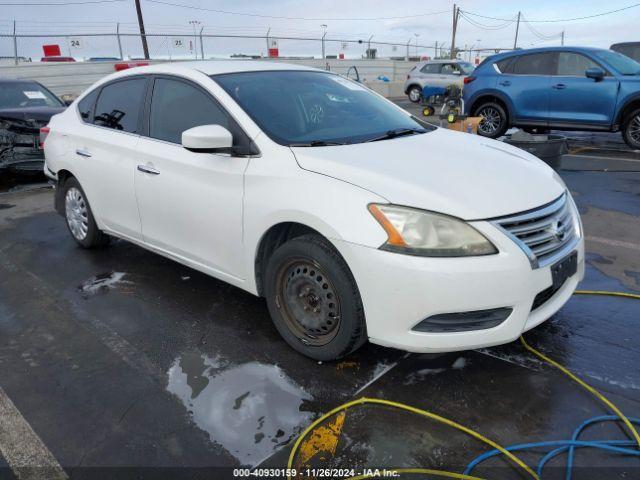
left=368, top=204, right=497, bottom=257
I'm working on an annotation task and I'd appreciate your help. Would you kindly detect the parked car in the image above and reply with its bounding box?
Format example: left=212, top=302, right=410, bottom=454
left=404, top=59, right=475, bottom=102
left=43, top=61, right=584, bottom=360
left=0, top=79, right=66, bottom=173
left=41, top=56, right=76, bottom=62
left=611, top=42, right=640, bottom=62
left=463, top=47, right=640, bottom=149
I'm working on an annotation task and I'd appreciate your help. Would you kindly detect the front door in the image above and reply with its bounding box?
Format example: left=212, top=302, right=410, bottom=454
left=548, top=52, right=619, bottom=126
left=134, top=76, right=250, bottom=279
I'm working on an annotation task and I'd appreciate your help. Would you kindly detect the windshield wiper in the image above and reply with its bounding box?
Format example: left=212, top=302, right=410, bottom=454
left=365, top=127, right=425, bottom=143
left=289, top=140, right=347, bottom=147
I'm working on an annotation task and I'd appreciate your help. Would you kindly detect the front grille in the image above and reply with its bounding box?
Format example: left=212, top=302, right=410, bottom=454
left=492, top=193, right=579, bottom=269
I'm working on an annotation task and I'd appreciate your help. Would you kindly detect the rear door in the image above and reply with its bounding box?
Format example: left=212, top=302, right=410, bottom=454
left=547, top=51, right=619, bottom=126
left=496, top=52, right=555, bottom=123
left=134, top=76, right=250, bottom=278
left=418, top=63, right=443, bottom=88
left=69, top=77, right=147, bottom=240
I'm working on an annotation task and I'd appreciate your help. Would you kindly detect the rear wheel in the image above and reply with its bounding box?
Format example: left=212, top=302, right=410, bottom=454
left=622, top=109, right=640, bottom=150
left=475, top=101, right=508, bottom=138
left=63, top=177, right=109, bottom=248
left=408, top=85, right=422, bottom=103
left=264, top=234, right=366, bottom=361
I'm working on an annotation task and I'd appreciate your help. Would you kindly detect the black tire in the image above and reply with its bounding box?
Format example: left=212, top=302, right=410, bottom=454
left=264, top=234, right=367, bottom=361
left=622, top=108, right=640, bottom=150
left=62, top=177, right=110, bottom=248
left=474, top=101, right=509, bottom=138
left=407, top=85, right=422, bottom=103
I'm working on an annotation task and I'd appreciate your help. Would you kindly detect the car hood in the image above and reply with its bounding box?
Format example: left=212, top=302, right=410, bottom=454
left=291, top=128, right=565, bottom=220
left=0, top=106, right=65, bottom=123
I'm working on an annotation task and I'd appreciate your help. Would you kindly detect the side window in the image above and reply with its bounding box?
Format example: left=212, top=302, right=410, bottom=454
left=77, top=89, right=98, bottom=123
left=149, top=78, right=237, bottom=145
left=93, top=78, right=146, bottom=133
left=440, top=64, right=457, bottom=75
left=420, top=63, right=441, bottom=74
left=512, top=53, right=555, bottom=75
left=496, top=57, right=515, bottom=74
left=556, top=52, right=601, bottom=76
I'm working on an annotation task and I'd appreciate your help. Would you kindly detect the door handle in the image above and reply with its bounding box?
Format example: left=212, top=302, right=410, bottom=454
left=75, top=148, right=92, bottom=158
left=552, top=83, right=566, bottom=89
left=137, top=164, right=160, bottom=175
left=498, top=81, right=511, bottom=86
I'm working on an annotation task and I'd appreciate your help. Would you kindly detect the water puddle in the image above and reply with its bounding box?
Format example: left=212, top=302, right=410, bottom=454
left=167, top=352, right=314, bottom=466
left=78, top=272, right=131, bottom=296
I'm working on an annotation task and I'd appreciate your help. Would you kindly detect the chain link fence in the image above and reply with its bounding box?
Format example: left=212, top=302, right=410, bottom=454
left=0, top=30, right=455, bottom=64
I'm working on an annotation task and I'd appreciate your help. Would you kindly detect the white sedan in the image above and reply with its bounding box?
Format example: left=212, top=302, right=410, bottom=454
left=43, top=61, right=584, bottom=360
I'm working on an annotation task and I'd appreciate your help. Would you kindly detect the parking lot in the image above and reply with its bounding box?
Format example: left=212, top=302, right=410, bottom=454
left=0, top=103, right=639, bottom=479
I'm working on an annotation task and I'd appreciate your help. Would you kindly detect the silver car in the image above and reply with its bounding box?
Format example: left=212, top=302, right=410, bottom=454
left=404, top=59, right=475, bottom=103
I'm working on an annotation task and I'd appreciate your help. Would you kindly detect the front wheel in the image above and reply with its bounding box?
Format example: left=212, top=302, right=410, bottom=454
left=622, top=109, right=640, bottom=150
left=264, top=234, right=367, bottom=361
left=408, top=85, right=422, bottom=103
left=475, top=102, right=508, bottom=138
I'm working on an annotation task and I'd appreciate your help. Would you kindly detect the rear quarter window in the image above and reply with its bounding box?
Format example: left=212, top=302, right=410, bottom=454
left=77, top=89, right=98, bottom=123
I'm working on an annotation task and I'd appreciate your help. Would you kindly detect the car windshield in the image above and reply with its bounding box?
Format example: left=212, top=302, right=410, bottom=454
left=593, top=50, right=640, bottom=75
left=0, top=81, right=63, bottom=109
left=213, top=70, right=430, bottom=145
left=457, top=62, right=475, bottom=74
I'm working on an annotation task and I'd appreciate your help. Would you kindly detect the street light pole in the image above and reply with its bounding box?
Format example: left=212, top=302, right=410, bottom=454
left=321, top=24, right=327, bottom=59
left=414, top=33, right=420, bottom=57
left=134, top=0, right=149, bottom=60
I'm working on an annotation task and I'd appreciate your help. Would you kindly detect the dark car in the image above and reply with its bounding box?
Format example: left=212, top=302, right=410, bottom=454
left=462, top=47, right=640, bottom=149
left=611, top=42, right=640, bottom=62
left=0, top=79, right=66, bottom=174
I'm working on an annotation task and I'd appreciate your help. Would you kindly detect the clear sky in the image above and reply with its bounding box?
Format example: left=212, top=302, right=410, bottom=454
left=0, top=0, right=637, bottom=60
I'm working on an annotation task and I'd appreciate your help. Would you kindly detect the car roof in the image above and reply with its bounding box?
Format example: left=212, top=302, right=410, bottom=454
left=128, top=60, right=321, bottom=76
left=0, top=78, right=40, bottom=85
left=421, top=59, right=470, bottom=64
left=484, top=46, right=612, bottom=63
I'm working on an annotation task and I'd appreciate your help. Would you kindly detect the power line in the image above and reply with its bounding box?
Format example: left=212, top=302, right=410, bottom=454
left=461, top=3, right=640, bottom=23
left=521, top=15, right=562, bottom=40
left=458, top=11, right=518, bottom=30
left=0, top=0, right=125, bottom=5
left=144, top=0, right=449, bottom=21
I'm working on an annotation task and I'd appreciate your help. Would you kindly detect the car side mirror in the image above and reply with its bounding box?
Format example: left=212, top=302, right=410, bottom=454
left=182, top=125, right=233, bottom=153
left=64, top=99, right=74, bottom=106
left=585, top=67, right=605, bottom=82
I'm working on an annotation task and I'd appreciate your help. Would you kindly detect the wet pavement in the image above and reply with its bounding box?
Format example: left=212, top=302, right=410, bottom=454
left=0, top=150, right=639, bottom=479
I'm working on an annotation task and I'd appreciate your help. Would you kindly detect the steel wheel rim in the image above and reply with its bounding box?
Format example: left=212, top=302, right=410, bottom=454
left=409, top=88, right=421, bottom=101
left=65, top=187, right=89, bottom=241
left=478, top=106, right=502, bottom=135
left=629, top=115, right=640, bottom=145
left=276, top=258, right=341, bottom=347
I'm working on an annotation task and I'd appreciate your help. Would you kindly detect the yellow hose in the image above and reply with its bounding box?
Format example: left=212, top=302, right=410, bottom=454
left=286, top=290, right=640, bottom=479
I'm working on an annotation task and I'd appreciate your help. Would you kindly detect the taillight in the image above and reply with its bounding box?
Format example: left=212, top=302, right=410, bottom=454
left=39, top=126, right=50, bottom=149
left=463, top=76, right=476, bottom=85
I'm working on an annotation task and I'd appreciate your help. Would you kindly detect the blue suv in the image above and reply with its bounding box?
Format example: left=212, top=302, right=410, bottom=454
left=462, top=47, right=640, bottom=149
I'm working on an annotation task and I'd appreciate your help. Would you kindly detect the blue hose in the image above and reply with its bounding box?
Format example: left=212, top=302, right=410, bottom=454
left=463, top=416, right=640, bottom=479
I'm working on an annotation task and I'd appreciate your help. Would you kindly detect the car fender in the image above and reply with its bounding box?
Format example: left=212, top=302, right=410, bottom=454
left=465, top=89, right=515, bottom=120
left=614, top=91, right=640, bottom=126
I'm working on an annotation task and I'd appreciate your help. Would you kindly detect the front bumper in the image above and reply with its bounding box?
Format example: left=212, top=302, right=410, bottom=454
left=334, top=221, right=585, bottom=354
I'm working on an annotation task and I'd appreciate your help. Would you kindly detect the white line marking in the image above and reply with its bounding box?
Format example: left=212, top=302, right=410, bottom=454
left=0, top=386, right=67, bottom=480
left=586, top=235, right=640, bottom=252
left=354, top=352, right=411, bottom=395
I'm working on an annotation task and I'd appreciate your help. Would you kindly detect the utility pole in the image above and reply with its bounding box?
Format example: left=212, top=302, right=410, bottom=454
left=513, top=11, right=521, bottom=49
left=434, top=40, right=438, bottom=59
left=116, top=22, right=123, bottom=60
left=561, top=30, right=565, bottom=46
left=134, top=0, right=149, bottom=59
left=450, top=4, right=459, bottom=59
left=189, top=20, right=201, bottom=59
left=367, top=35, right=373, bottom=59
